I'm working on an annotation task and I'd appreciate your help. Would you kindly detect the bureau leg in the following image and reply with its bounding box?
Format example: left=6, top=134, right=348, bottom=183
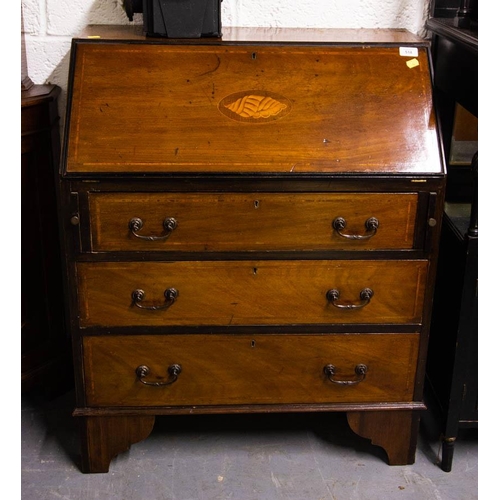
left=79, top=415, right=156, bottom=473
left=346, top=410, right=419, bottom=465
left=440, top=436, right=456, bottom=472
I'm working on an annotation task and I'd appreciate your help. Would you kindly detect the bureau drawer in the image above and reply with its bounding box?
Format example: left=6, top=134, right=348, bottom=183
left=89, top=192, right=417, bottom=251
left=83, top=333, right=419, bottom=406
left=77, top=260, right=428, bottom=327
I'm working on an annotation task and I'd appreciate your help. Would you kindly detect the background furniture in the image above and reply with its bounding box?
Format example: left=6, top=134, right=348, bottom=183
left=424, top=0, right=478, bottom=472
left=59, top=26, right=445, bottom=473
left=21, top=84, right=71, bottom=394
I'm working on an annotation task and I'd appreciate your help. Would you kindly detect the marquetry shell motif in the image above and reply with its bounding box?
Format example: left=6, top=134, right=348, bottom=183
left=219, top=91, right=292, bottom=122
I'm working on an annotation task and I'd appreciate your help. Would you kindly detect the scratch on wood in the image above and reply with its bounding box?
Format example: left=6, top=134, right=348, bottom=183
left=198, top=55, right=221, bottom=77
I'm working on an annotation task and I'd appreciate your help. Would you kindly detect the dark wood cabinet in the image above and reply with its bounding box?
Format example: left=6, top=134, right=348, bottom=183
left=21, top=84, right=71, bottom=394
left=426, top=197, right=478, bottom=472
left=424, top=1, right=478, bottom=472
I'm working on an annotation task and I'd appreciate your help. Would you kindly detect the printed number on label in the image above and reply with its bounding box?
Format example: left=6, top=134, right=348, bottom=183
left=399, top=47, right=419, bottom=57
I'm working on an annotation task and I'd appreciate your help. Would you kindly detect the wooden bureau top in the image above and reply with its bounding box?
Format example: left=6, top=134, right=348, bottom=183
left=63, top=26, right=443, bottom=177
left=76, top=25, right=429, bottom=45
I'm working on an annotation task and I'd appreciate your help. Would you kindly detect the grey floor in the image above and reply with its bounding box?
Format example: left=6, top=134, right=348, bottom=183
left=21, top=389, right=477, bottom=500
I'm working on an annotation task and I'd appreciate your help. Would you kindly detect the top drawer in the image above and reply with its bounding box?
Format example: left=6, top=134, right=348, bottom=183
left=88, top=192, right=418, bottom=252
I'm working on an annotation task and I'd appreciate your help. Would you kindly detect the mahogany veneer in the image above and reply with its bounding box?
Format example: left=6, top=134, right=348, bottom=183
left=59, top=26, right=445, bottom=472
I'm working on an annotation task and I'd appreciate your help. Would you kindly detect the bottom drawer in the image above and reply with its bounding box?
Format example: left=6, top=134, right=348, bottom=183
left=83, top=334, right=419, bottom=407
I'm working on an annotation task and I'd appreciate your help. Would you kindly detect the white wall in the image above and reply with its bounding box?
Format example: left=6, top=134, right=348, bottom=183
left=21, top=0, right=431, bottom=117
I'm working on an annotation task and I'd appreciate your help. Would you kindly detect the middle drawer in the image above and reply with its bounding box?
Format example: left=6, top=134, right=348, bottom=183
left=77, top=260, right=428, bottom=327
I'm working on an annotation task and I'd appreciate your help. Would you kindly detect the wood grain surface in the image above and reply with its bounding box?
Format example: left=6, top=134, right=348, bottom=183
left=83, top=333, right=419, bottom=406
left=77, top=260, right=428, bottom=326
left=89, top=192, right=418, bottom=251
left=65, top=42, right=440, bottom=175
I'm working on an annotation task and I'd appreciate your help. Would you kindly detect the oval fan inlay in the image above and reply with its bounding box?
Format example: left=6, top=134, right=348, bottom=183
left=219, top=91, right=292, bottom=122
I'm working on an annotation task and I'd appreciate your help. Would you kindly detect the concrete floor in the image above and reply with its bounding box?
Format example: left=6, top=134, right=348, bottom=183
left=21, top=389, right=477, bottom=499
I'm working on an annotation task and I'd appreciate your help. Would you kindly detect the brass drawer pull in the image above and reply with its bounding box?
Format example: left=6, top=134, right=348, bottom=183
left=131, top=288, right=178, bottom=310
left=136, top=364, right=182, bottom=386
left=323, top=363, right=368, bottom=385
left=326, top=288, right=374, bottom=309
left=128, top=217, right=178, bottom=241
left=332, top=216, right=379, bottom=240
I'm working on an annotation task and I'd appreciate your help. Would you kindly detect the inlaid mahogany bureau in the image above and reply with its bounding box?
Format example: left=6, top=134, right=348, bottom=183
left=59, top=25, right=445, bottom=473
